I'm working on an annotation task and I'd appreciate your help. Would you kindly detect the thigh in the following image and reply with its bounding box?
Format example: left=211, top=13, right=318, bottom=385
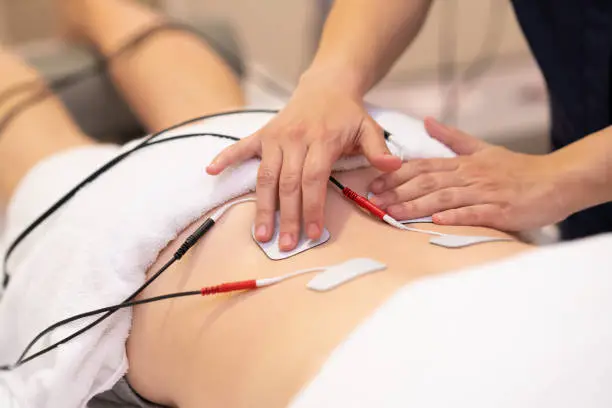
left=0, top=50, right=96, bottom=204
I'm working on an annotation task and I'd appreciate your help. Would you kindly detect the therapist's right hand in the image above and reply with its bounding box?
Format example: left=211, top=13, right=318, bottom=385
left=206, top=74, right=402, bottom=251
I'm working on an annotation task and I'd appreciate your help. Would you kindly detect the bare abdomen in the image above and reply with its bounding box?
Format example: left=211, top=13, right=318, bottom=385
left=126, top=168, right=530, bottom=407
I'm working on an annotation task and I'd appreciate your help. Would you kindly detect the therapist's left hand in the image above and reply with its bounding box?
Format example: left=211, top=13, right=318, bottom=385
left=368, top=117, right=570, bottom=231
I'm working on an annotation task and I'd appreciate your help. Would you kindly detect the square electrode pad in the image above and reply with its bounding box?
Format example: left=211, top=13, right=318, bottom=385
left=252, top=211, right=331, bottom=260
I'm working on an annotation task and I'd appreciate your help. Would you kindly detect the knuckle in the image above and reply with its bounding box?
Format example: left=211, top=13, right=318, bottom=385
left=279, top=173, right=301, bottom=195
left=257, top=167, right=278, bottom=187
left=405, top=200, right=419, bottom=215
left=481, top=180, right=499, bottom=193
left=498, top=203, right=513, bottom=222
left=284, top=123, right=308, bottom=141
left=286, top=130, right=305, bottom=143
left=413, top=159, right=432, bottom=174
left=256, top=207, right=275, bottom=222
left=303, top=200, right=323, bottom=222
left=417, top=174, right=438, bottom=192
left=303, top=202, right=320, bottom=218
left=463, top=207, right=480, bottom=224
left=259, top=128, right=279, bottom=143
left=378, top=173, right=395, bottom=187
left=437, top=189, right=455, bottom=205
left=302, top=168, right=326, bottom=187
left=279, top=214, right=300, bottom=229
left=381, top=190, right=399, bottom=204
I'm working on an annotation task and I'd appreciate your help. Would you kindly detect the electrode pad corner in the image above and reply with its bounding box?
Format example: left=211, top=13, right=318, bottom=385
left=252, top=211, right=331, bottom=260
left=307, top=258, right=386, bottom=292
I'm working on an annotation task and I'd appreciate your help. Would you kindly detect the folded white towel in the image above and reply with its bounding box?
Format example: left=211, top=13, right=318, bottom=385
left=0, top=110, right=452, bottom=408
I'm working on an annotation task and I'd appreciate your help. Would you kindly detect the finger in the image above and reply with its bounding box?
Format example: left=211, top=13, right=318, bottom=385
left=433, top=204, right=506, bottom=229
left=368, top=158, right=460, bottom=194
left=254, top=144, right=283, bottom=242
left=385, top=187, right=481, bottom=220
left=359, top=119, right=402, bottom=172
left=206, top=134, right=260, bottom=175
left=302, top=141, right=339, bottom=240
left=369, top=171, right=467, bottom=208
left=277, top=143, right=307, bottom=251
left=424, top=117, right=488, bottom=155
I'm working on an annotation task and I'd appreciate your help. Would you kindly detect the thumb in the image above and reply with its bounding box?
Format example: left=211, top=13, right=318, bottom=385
left=359, top=118, right=402, bottom=172
left=424, top=117, right=487, bottom=155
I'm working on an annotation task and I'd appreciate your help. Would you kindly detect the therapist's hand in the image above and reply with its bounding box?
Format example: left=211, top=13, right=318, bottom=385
left=206, top=75, right=402, bottom=250
left=368, top=117, right=570, bottom=231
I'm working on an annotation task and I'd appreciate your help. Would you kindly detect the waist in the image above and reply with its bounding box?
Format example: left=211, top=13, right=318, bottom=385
left=126, top=167, right=530, bottom=407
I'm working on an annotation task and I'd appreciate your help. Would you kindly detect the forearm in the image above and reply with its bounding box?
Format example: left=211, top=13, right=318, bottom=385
left=303, top=0, right=433, bottom=96
left=553, top=126, right=612, bottom=214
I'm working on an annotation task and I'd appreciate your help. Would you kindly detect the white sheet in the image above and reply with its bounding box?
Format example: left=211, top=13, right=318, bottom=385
left=290, top=233, right=612, bottom=408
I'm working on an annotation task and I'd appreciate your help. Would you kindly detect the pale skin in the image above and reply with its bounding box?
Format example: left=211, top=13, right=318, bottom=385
left=0, top=1, right=534, bottom=406
left=370, top=118, right=612, bottom=231
left=208, top=0, right=612, bottom=246
left=206, top=0, right=433, bottom=250
left=0, top=0, right=243, bottom=202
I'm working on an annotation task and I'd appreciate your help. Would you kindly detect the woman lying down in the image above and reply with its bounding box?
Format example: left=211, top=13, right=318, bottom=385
left=1, top=1, right=612, bottom=407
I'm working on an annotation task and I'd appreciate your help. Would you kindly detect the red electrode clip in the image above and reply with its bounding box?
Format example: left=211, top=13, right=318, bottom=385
left=342, top=187, right=387, bottom=220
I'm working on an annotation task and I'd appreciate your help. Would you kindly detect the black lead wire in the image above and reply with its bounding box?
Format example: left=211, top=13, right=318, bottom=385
left=0, top=21, right=395, bottom=369
left=0, top=131, right=364, bottom=370
left=328, top=176, right=344, bottom=190
left=1, top=132, right=241, bottom=369
left=15, top=257, right=176, bottom=368
left=2, top=109, right=278, bottom=289
left=0, top=289, right=202, bottom=372
left=0, top=120, right=391, bottom=369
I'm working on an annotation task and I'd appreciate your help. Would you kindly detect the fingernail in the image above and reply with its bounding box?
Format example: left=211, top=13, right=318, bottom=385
left=307, top=223, right=320, bottom=239
left=370, top=180, right=384, bottom=193
left=369, top=195, right=384, bottom=207
left=429, top=118, right=450, bottom=132
left=432, top=213, right=445, bottom=224
left=255, top=224, right=267, bottom=240
left=280, top=233, right=294, bottom=250
left=206, top=162, right=219, bottom=173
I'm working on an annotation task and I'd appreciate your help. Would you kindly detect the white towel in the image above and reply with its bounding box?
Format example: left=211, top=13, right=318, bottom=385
left=0, top=110, right=452, bottom=408
left=289, top=233, right=612, bottom=408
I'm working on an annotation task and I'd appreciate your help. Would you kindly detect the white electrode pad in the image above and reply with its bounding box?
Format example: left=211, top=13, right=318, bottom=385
left=307, top=258, right=386, bottom=292
left=252, top=211, right=331, bottom=260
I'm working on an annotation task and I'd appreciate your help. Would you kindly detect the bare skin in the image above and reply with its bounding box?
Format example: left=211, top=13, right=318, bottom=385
left=207, top=0, right=433, bottom=251
left=127, top=165, right=530, bottom=408
left=0, top=0, right=242, bottom=202
left=0, top=1, right=531, bottom=407
left=210, top=0, right=612, bottom=241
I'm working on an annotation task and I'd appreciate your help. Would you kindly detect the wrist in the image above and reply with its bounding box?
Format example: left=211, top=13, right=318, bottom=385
left=300, top=63, right=372, bottom=98
left=548, top=147, right=610, bottom=217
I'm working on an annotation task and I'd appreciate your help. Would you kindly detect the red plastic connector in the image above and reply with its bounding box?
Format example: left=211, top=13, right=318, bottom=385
left=200, top=280, right=257, bottom=296
left=342, top=187, right=387, bottom=219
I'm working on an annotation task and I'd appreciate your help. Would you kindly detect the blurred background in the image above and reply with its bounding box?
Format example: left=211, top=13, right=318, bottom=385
left=0, top=0, right=550, bottom=154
